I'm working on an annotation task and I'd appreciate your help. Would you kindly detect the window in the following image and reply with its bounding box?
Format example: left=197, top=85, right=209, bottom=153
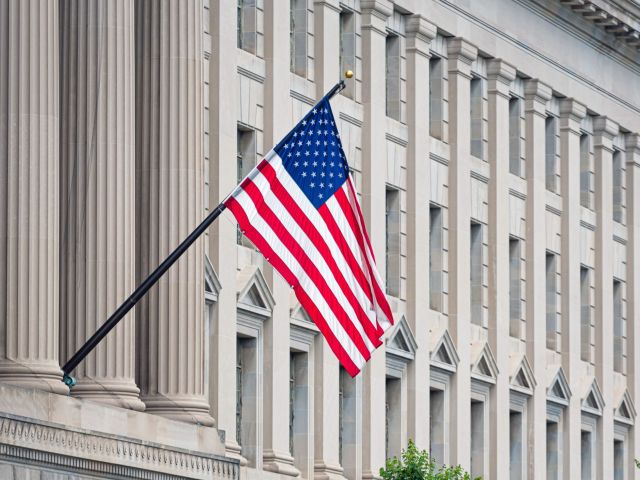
left=546, top=421, right=559, bottom=480
left=509, top=97, right=522, bottom=176
left=430, top=389, right=445, bottom=467
left=509, top=237, right=522, bottom=337
left=385, top=188, right=401, bottom=297
left=237, top=128, right=256, bottom=245
left=429, top=57, right=443, bottom=139
left=613, top=149, right=624, bottom=224
left=339, top=367, right=358, bottom=479
left=546, top=116, right=558, bottom=192
left=613, top=279, right=626, bottom=373
left=581, top=430, right=592, bottom=480
left=339, top=9, right=355, bottom=99
left=614, top=439, right=624, bottom=480
left=470, top=400, right=485, bottom=479
left=290, top=0, right=307, bottom=77
left=237, top=0, right=257, bottom=54
left=236, top=337, right=259, bottom=466
left=290, top=352, right=310, bottom=476
left=509, top=411, right=523, bottom=480
left=470, top=75, right=483, bottom=159
left=580, top=267, right=592, bottom=362
left=385, top=34, right=401, bottom=121
left=470, top=222, right=483, bottom=326
left=385, top=377, right=401, bottom=459
left=580, top=133, right=592, bottom=208
left=429, top=205, right=443, bottom=311
left=546, top=252, right=558, bottom=350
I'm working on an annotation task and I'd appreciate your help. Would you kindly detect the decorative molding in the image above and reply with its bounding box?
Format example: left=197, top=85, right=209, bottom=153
left=547, top=366, right=572, bottom=406
left=339, top=111, right=364, bottom=128
left=385, top=132, right=408, bottom=147
left=290, top=90, right=315, bottom=107
left=237, top=66, right=265, bottom=84
left=614, top=388, right=637, bottom=425
left=429, top=329, right=459, bottom=374
left=470, top=170, right=490, bottom=184
left=205, top=255, right=222, bottom=303
left=581, top=377, right=605, bottom=416
left=0, top=414, right=239, bottom=480
left=236, top=265, right=275, bottom=318
left=546, top=204, right=563, bottom=216
left=386, top=315, right=417, bottom=378
left=429, top=152, right=449, bottom=166
left=509, top=354, right=537, bottom=396
left=580, top=219, right=597, bottom=230
left=509, top=188, right=527, bottom=201
left=439, top=0, right=640, bottom=118
left=470, top=341, right=499, bottom=385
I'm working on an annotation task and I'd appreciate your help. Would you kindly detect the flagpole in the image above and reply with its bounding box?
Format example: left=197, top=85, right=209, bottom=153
left=61, top=74, right=352, bottom=388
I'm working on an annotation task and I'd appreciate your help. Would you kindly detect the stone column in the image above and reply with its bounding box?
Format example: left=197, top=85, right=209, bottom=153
left=135, top=0, right=213, bottom=426
left=58, top=0, right=142, bottom=410
left=0, top=0, right=67, bottom=394
left=361, top=2, right=391, bottom=477
left=625, top=134, right=640, bottom=480
left=524, top=79, right=552, bottom=479
left=313, top=2, right=349, bottom=478
left=405, top=14, right=435, bottom=451
left=593, top=116, right=618, bottom=479
left=486, top=59, right=516, bottom=480
left=209, top=0, right=241, bottom=457
left=559, top=98, right=586, bottom=480
left=261, top=0, right=298, bottom=475
left=447, top=37, right=477, bottom=470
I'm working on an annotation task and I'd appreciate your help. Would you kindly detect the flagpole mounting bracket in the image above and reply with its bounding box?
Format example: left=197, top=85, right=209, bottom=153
left=63, top=374, right=76, bottom=389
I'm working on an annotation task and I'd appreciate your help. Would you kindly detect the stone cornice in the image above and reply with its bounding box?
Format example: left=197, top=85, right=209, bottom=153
left=560, top=0, right=640, bottom=50
left=625, top=132, right=640, bottom=154
left=524, top=79, right=553, bottom=115
left=0, top=413, right=239, bottom=479
left=559, top=98, right=587, bottom=132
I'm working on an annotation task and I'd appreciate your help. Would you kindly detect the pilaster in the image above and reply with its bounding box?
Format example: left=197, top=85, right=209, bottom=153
left=209, top=0, right=241, bottom=458
left=262, top=1, right=298, bottom=476
left=135, top=0, right=213, bottom=426
left=405, top=14, right=436, bottom=452
left=593, top=115, right=619, bottom=480
left=360, top=1, right=392, bottom=478
left=59, top=0, right=143, bottom=411
left=625, top=133, right=640, bottom=480
left=559, top=98, right=587, bottom=480
left=0, top=0, right=67, bottom=394
left=487, top=58, right=516, bottom=480
left=314, top=0, right=341, bottom=96
left=447, top=36, right=477, bottom=471
left=524, top=78, right=552, bottom=479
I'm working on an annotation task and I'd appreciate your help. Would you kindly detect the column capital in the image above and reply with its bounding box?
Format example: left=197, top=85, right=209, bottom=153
left=559, top=98, right=586, bottom=134
left=447, top=37, right=478, bottom=73
left=313, top=0, right=341, bottom=12
left=625, top=133, right=640, bottom=158
left=487, top=59, right=516, bottom=98
left=405, top=15, right=436, bottom=57
left=361, top=0, right=392, bottom=34
left=524, top=79, right=552, bottom=116
left=593, top=116, right=619, bottom=151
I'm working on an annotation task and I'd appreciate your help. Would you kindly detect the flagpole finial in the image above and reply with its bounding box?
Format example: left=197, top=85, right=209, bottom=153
left=345, top=70, right=354, bottom=79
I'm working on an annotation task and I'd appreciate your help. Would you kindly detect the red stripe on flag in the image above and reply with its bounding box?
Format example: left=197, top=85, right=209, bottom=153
left=225, top=196, right=362, bottom=376
left=240, top=180, right=374, bottom=360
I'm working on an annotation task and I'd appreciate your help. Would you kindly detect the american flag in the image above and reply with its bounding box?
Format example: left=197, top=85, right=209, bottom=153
left=224, top=97, right=393, bottom=376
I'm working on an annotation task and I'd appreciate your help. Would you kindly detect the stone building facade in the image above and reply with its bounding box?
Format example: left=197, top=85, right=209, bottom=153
left=1, top=0, right=640, bottom=479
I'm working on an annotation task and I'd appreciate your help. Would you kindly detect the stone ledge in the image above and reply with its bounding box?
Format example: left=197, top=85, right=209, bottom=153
left=0, top=384, right=238, bottom=479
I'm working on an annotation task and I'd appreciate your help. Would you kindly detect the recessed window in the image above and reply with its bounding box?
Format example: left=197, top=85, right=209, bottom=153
left=509, top=411, right=523, bottom=480
left=580, top=133, right=592, bottom=208
left=613, top=279, right=626, bottom=374
left=470, top=400, right=485, bottom=479
left=546, top=252, right=558, bottom=350
left=546, top=116, right=558, bottom=192
left=385, top=377, right=402, bottom=459
left=429, top=205, right=443, bottom=311
left=429, top=57, right=443, bottom=139
left=339, top=9, right=356, bottom=99
left=385, top=188, right=401, bottom=297
left=581, top=430, right=592, bottom=480
left=430, top=389, right=445, bottom=466
left=470, top=222, right=483, bottom=326
left=470, top=76, right=484, bottom=159
left=385, top=34, right=401, bottom=121
left=580, top=266, right=592, bottom=362
left=290, top=0, right=308, bottom=77
left=613, top=149, right=625, bottom=224
left=237, top=0, right=257, bottom=55
left=509, top=237, right=522, bottom=338
left=546, top=421, right=559, bottom=480
left=509, top=97, right=522, bottom=176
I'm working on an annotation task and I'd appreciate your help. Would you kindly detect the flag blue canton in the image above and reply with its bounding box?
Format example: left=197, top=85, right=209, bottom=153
left=274, top=98, right=350, bottom=209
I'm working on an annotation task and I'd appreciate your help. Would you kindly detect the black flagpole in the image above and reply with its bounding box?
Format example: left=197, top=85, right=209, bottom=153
left=61, top=78, right=348, bottom=388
